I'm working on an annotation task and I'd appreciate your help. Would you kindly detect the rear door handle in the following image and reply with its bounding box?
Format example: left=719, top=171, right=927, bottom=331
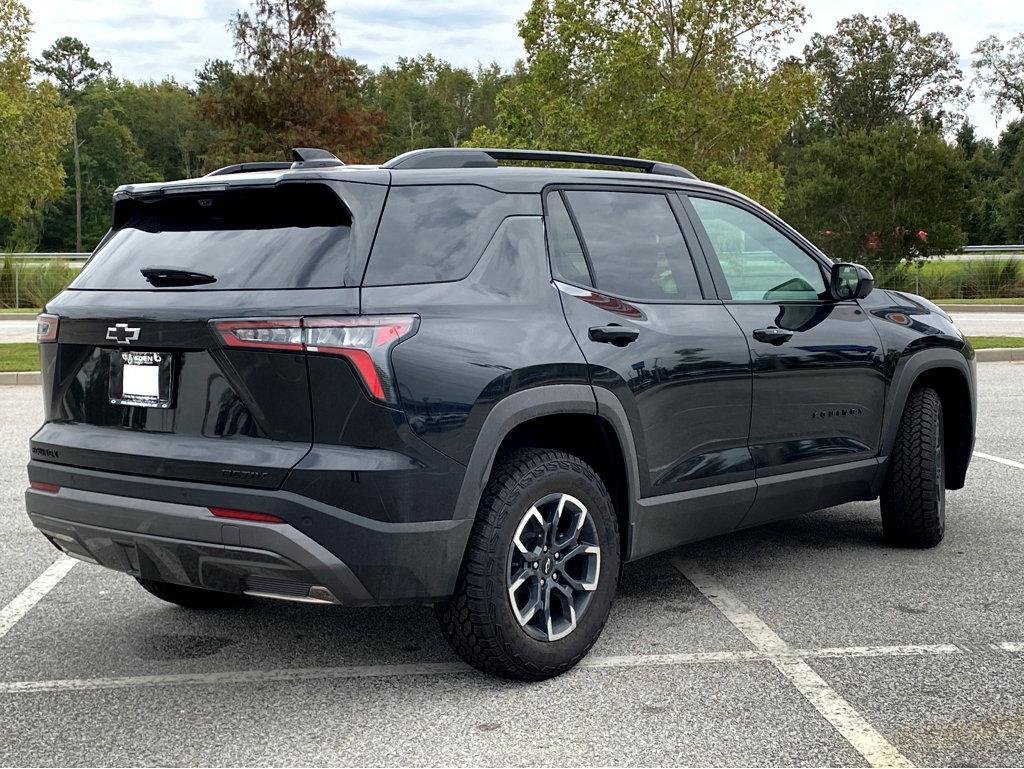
left=588, top=324, right=639, bottom=346
left=753, top=327, right=794, bottom=345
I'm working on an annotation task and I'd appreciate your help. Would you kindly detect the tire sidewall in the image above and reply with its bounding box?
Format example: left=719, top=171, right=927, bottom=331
left=489, top=456, right=619, bottom=670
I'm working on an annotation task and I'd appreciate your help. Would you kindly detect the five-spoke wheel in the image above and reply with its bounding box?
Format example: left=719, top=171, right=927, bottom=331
left=506, top=493, right=601, bottom=641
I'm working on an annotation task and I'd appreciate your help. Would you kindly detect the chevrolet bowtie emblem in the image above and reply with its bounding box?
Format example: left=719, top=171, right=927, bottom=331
left=106, top=323, right=141, bottom=345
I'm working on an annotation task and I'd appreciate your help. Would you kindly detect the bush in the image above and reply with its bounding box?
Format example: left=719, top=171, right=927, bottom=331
left=0, top=253, right=78, bottom=309
left=876, top=258, right=1024, bottom=299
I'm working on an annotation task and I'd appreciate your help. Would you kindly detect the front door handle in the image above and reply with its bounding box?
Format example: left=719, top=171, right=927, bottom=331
left=753, top=327, right=794, bottom=345
left=589, top=324, right=639, bottom=346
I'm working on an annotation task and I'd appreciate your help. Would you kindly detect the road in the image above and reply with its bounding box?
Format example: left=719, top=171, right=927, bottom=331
left=1, top=311, right=1023, bottom=346
left=0, top=363, right=1022, bottom=766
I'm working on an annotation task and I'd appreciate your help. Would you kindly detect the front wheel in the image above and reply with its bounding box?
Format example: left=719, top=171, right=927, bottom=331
left=880, top=385, right=946, bottom=547
left=436, top=448, right=620, bottom=680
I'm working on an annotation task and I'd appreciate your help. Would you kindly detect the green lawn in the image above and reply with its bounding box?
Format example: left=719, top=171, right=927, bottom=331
left=0, top=342, right=40, bottom=372
left=933, top=297, right=1024, bottom=305
left=968, top=336, right=1024, bottom=349
left=0, top=307, right=42, bottom=314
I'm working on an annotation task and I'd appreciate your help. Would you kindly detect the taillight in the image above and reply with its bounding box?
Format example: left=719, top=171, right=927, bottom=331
left=209, top=507, right=285, bottom=524
left=212, top=319, right=303, bottom=351
left=37, top=314, right=59, bottom=343
left=30, top=481, right=60, bottom=494
left=211, top=315, right=418, bottom=405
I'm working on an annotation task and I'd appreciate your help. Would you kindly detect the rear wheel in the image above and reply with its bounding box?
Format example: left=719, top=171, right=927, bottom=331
left=436, top=448, right=619, bottom=680
left=135, top=578, right=247, bottom=609
left=880, top=386, right=946, bottom=547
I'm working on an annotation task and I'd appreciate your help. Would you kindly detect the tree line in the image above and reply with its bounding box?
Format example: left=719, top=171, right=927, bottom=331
left=1, top=0, right=1023, bottom=277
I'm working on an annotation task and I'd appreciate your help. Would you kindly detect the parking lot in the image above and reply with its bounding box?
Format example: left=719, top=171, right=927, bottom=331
left=0, top=362, right=1021, bottom=767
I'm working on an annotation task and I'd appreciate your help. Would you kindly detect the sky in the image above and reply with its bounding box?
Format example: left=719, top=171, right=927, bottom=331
left=23, top=0, right=1024, bottom=139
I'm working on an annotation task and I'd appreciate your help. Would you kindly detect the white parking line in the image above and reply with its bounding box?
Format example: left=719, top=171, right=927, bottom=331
left=974, top=450, right=1024, bottom=470
left=0, top=557, right=76, bottom=641
left=673, top=557, right=913, bottom=768
left=1, top=640, right=1019, bottom=695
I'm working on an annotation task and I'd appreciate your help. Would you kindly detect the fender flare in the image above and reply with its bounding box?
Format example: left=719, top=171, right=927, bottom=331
left=451, top=385, right=642, bottom=539
left=878, top=346, right=976, bottom=466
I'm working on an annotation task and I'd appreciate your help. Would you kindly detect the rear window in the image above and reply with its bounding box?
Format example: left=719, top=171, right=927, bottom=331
left=362, top=185, right=526, bottom=286
left=72, top=182, right=380, bottom=290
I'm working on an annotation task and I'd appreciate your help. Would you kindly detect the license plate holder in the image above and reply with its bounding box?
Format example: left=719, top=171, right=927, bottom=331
left=108, top=350, right=174, bottom=409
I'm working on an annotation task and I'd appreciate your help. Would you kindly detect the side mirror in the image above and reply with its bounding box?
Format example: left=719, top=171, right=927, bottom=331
left=830, top=262, right=873, bottom=301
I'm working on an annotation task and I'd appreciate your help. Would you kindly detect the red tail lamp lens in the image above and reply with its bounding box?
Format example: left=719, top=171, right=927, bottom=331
left=30, top=481, right=60, bottom=494
left=37, top=314, right=59, bottom=343
left=209, top=507, right=285, bottom=524
left=211, top=315, right=418, bottom=405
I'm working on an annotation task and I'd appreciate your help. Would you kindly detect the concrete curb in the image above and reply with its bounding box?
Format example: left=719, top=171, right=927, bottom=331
left=938, top=304, right=1024, bottom=313
left=0, top=371, right=41, bottom=385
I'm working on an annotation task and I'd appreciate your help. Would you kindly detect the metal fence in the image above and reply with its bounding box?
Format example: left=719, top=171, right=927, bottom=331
left=1, top=253, right=89, bottom=309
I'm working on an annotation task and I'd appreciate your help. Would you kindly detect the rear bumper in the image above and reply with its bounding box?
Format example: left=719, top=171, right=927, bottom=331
left=25, top=462, right=474, bottom=606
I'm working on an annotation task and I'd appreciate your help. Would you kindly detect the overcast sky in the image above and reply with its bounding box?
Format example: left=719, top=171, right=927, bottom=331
left=23, top=0, right=1024, bottom=138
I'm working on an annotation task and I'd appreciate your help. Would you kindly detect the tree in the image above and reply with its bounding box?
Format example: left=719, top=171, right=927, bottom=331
left=199, top=0, right=381, bottom=166
left=802, top=14, right=966, bottom=135
left=368, top=56, right=513, bottom=158
left=782, top=121, right=969, bottom=269
left=973, top=34, right=1024, bottom=118
left=34, top=36, right=110, bottom=251
left=0, top=0, right=72, bottom=226
left=471, top=0, right=815, bottom=209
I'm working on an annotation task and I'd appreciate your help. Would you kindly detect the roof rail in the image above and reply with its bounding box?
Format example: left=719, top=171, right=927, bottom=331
left=205, top=148, right=345, bottom=177
left=381, top=147, right=697, bottom=179
left=205, top=161, right=293, bottom=177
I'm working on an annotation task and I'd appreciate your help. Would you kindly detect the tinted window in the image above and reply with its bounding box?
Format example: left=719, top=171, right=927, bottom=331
left=563, top=190, right=700, bottom=301
left=690, top=197, right=827, bottom=301
left=364, top=185, right=523, bottom=285
left=545, top=192, right=592, bottom=286
left=73, top=183, right=365, bottom=290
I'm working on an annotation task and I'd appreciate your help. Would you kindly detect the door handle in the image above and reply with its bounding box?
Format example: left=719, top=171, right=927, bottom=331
left=588, top=324, right=639, bottom=346
left=753, top=327, right=794, bottom=345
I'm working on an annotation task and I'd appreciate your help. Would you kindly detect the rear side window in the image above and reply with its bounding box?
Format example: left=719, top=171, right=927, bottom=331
left=363, top=185, right=523, bottom=286
left=545, top=192, right=593, bottom=287
left=73, top=183, right=375, bottom=291
left=562, top=190, right=701, bottom=301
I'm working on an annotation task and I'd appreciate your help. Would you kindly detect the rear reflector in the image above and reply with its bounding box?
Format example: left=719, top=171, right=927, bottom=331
left=30, top=481, right=60, bottom=494
left=211, top=315, right=418, bottom=405
left=209, top=507, right=286, bottom=524
left=36, top=314, right=59, bottom=343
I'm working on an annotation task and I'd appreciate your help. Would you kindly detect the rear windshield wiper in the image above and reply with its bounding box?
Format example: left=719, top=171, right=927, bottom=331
left=141, top=266, right=217, bottom=287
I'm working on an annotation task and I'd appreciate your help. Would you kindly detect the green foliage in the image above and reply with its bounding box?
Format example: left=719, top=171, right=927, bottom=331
left=199, top=0, right=381, bottom=166
left=469, top=0, right=816, bottom=209
left=0, top=0, right=73, bottom=222
left=876, top=258, right=1024, bottom=300
left=803, top=14, right=965, bottom=134
left=973, top=34, right=1024, bottom=117
left=368, top=56, right=511, bottom=158
left=0, top=250, right=77, bottom=308
left=782, top=121, right=969, bottom=269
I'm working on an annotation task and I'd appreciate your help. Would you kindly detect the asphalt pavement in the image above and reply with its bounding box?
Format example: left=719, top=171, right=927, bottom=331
left=0, top=363, right=1022, bottom=766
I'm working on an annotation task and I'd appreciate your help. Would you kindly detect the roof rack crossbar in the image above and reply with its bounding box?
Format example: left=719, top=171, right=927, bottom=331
left=381, top=147, right=696, bottom=179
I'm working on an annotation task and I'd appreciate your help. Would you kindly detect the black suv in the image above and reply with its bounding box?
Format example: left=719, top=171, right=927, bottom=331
left=26, top=147, right=976, bottom=680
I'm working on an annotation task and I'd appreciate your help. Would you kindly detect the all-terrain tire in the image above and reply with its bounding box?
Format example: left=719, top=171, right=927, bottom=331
left=135, top=578, right=247, bottom=609
left=880, top=385, right=946, bottom=547
left=436, top=448, right=620, bottom=681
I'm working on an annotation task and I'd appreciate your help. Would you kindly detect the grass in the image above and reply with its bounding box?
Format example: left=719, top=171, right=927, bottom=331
left=0, top=342, right=39, bottom=372
left=0, top=307, right=42, bottom=313
left=968, top=336, right=1024, bottom=349
left=930, top=297, right=1024, bottom=305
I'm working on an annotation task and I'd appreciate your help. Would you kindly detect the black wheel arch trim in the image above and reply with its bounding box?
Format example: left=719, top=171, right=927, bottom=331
left=880, top=347, right=976, bottom=489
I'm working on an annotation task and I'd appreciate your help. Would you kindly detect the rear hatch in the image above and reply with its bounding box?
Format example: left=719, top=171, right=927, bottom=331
left=33, top=174, right=388, bottom=489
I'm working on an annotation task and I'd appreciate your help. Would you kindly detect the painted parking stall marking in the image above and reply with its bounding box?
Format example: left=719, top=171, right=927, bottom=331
left=0, top=556, right=76, bottom=641
left=973, top=450, right=1024, bottom=470
left=672, top=557, right=913, bottom=769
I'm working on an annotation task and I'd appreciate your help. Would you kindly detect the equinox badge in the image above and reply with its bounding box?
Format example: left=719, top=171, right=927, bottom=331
left=106, top=323, right=141, bottom=345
